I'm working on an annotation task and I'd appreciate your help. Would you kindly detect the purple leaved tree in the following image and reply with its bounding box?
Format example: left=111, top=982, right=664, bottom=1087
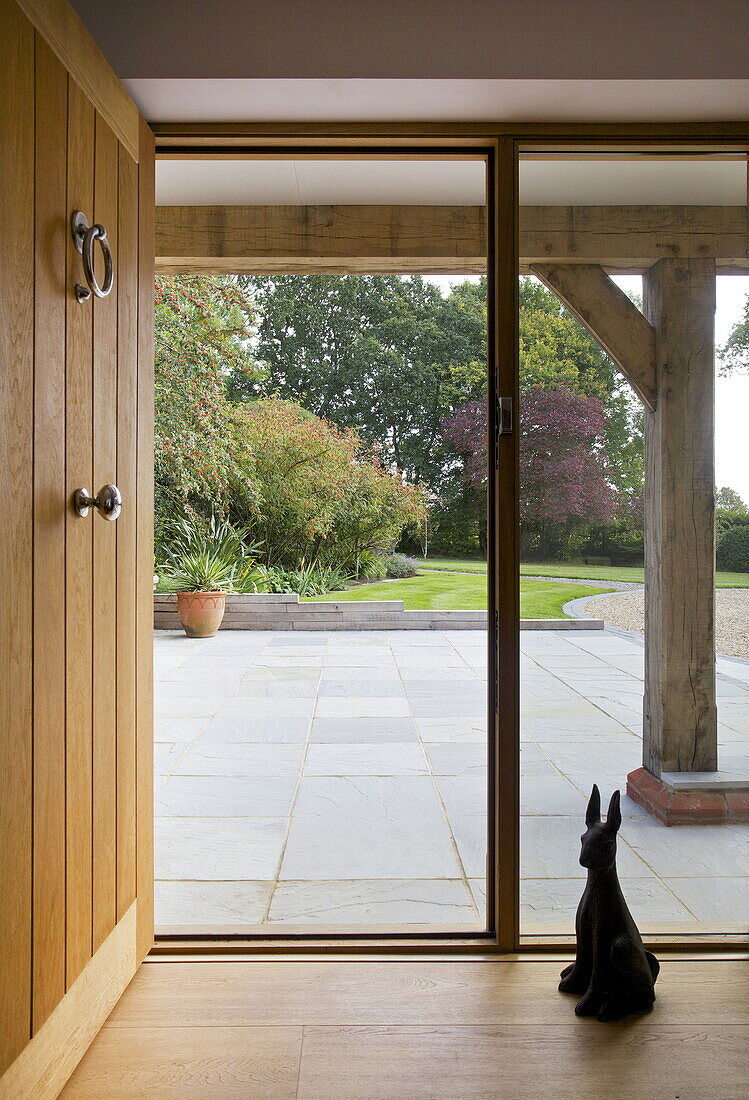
left=443, top=386, right=617, bottom=558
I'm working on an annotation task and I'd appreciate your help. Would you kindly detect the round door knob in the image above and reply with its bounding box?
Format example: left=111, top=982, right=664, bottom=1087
left=73, top=484, right=122, bottom=520
left=97, top=483, right=122, bottom=520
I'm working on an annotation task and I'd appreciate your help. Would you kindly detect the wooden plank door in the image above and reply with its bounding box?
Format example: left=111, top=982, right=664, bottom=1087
left=0, top=1, right=154, bottom=1094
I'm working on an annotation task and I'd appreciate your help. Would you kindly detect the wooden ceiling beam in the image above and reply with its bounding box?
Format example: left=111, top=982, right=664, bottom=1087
left=155, top=203, right=749, bottom=275
left=522, top=204, right=749, bottom=274
left=155, top=204, right=487, bottom=275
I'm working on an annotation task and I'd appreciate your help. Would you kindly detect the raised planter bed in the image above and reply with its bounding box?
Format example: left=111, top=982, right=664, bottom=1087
left=154, top=593, right=603, bottom=631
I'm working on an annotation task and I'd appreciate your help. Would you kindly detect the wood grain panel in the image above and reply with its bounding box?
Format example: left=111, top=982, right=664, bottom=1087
left=135, top=116, right=156, bottom=960
left=65, top=77, right=94, bottom=986
left=116, top=145, right=138, bottom=919
left=91, top=113, right=119, bottom=953
left=520, top=203, right=749, bottom=271
left=0, top=903, right=137, bottom=1100
left=156, top=255, right=488, bottom=276
left=15, top=0, right=139, bottom=161
left=32, top=32, right=68, bottom=1034
left=59, top=1024, right=749, bottom=1100
left=0, top=0, right=35, bottom=1073
left=151, top=120, right=749, bottom=146
left=1, top=2, right=150, bottom=1086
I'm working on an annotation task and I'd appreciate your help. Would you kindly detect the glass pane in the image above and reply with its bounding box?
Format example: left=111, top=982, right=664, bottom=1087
left=152, top=156, right=490, bottom=935
left=518, top=151, right=749, bottom=940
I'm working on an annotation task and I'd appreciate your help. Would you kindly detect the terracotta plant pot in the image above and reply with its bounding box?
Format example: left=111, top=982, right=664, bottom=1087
left=176, top=591, right=226, bottom=638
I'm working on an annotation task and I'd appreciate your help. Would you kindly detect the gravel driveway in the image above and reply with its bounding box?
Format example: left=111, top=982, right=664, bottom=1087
left=580, top=588, right=749, bottom=659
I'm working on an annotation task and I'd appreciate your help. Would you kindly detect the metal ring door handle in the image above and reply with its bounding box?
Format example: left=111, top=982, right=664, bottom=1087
left=71, top=211, right=114, bottom=302
left=73, top=484, right=123, bottom=520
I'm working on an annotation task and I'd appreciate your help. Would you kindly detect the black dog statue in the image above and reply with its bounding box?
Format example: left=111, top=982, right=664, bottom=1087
left=559, top=784, right=659, bottom=1022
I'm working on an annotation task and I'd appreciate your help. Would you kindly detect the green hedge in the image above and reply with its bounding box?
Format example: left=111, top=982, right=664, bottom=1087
left=717, top=523, right=749, bottom=572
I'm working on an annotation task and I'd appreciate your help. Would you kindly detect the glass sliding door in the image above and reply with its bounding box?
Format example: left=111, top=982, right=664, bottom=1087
left=152, top=152, right=495, bottom=936
left=516, top=148, right=749, bottom=941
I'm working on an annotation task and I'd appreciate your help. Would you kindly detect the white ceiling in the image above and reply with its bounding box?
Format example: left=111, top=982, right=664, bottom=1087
left=156, top=157, right=747, bottom=207
left=129, top=78, right=749, bottom=124
left=156, top=159, right=487, bottom=206
left=519, top=159, right=747, bottom=206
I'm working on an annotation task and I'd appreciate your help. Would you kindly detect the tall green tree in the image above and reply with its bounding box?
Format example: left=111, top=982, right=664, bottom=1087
left=719, top=293, right=749, bottom=375
left=233, top=274, right=643, bottom=501
left=716, top=486, right=748, bottom=511
left=715, top=485, right=749, bottom=539
left=231, top=274, right=487, bottom=487
left=519, top=278, right=644, bottom=503
left=154, top=272, right=647, bottom=564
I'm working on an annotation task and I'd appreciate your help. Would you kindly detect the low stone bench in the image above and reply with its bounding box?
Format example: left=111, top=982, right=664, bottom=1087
left=154, top=593, right=603, bottom=631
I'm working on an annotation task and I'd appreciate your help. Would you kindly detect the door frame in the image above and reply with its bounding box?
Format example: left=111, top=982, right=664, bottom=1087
left=150, top=122, right=749, bottom=956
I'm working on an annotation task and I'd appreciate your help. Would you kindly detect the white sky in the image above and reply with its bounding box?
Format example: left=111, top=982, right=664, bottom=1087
left=425, top=273, right=749, bottom=505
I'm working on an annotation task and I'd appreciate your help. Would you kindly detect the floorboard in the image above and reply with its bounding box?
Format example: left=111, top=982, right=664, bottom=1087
left=62, top=959, right=749, bottom=1098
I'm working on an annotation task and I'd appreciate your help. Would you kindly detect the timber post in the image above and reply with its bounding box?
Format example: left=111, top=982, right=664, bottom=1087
left=641, top=257, right=718, bottom=776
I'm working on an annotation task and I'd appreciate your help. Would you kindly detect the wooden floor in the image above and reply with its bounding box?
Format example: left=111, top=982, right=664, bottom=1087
left=61, top=958, right=749, bottom=1098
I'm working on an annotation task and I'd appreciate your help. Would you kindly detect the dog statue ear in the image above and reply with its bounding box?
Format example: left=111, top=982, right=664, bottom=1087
left=585, top=784, right=601, bottom=826
left=606, top=789, right=622, bottom=833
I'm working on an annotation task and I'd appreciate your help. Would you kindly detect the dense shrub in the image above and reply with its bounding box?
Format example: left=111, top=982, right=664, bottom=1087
left=230, top=398, right=427, bottom=569
left=157, top=513, right=357, bottom=596
left=607, top=532, right=644, bottom=565
left=422, top=489, right=486, bottom=559
left=716, top=509, right=749, bottom=539
left=386, top=554, right=420, bottom=579
left=581, top=527, right=637, bottom=567
left=717, top=524, right=749, bottom=572
left=357, top=551, right=388, bottom=580
left=259, top=561, right=352, bottom=596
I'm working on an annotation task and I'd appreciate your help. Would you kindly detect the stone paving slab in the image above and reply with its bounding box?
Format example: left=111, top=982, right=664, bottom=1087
left=153, top=628, right=749, bottom=934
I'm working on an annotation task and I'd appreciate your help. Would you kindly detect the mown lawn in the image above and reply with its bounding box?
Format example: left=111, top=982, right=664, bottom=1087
left=306, top=572, right=615, bottom=618
left=422, top=557, right=749, bottom=588
left=420, top=557, right=488, bottom=575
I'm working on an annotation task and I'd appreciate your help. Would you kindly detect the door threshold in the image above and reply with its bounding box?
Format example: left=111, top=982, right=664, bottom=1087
left=145, top=949, right=749, bottom=963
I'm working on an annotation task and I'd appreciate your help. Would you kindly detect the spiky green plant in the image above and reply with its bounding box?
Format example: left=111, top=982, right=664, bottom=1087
left=161, top=512, right=262, bottom=592
left=165, top=549, right=239, bottom=593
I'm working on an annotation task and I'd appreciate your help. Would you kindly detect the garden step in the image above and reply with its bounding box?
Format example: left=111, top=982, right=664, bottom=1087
left=307, top=607, right=402, bottom=616
left=154, top=597, right=602, bottom=632
left=521, top=617, right=603, bottom=630
left=223, top=593, right=300, bottom=605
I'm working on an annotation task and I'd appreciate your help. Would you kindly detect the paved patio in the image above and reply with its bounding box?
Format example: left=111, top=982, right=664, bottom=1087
left=154, top=628, right=749, bottom=935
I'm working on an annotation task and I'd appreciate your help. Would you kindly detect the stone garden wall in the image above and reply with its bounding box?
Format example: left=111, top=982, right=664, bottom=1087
left=154, top=593, right=603, bottom=631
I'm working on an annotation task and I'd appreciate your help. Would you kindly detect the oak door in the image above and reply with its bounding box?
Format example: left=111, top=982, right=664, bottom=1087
left=0, top=0, right=154, bottom=1093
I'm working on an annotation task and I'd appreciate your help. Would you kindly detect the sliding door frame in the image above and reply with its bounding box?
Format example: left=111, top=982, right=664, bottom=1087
left=151, top=138, right=517, bottom=952
left=151, top=122, right=749, bottom=956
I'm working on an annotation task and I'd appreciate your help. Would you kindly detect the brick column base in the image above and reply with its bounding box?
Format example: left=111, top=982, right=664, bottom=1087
left=627, top=767, right=749, bottom=826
